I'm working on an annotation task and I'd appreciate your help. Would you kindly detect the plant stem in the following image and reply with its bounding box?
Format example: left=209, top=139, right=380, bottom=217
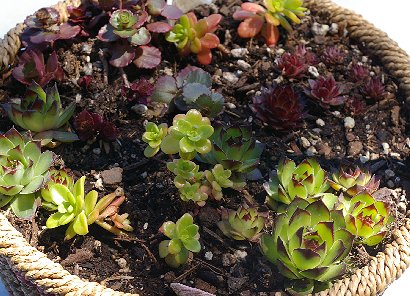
left=120, top=68, right=130, bottom=88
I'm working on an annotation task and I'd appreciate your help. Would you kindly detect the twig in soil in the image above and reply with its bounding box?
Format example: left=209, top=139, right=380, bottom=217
left=224, top=109, right=242, bottom=118
left=112, top=236, right=146, bottom=243
left=119, top=68, right=130, bottom=88
left=123, top=158, right=150, bottom=171
left=237, top=82, right=260, bottom=92
left=203, top=227, right=236, bottom=252
left=101, top=275, right=134, bottom=285
left=217, top=44, right=231, bottom=56
left=174, top=263, right=201, bottom=282
left=98, top=49, right=109, bottom=85
left=139, top=242, right=158, bottom=264
left=194, top=259, right=224, bottom=276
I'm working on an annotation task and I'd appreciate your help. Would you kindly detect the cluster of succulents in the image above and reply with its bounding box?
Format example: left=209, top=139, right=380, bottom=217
left=166, top=13, right=222, bottom=65
left=321, top=46, right=346, bottom=65
left=151, top=66, right=224, bottom=117
left=159, top=213, right=201, bottom=268
left=233, top=0, right=307, bottom=46
left=276, top=45, right=317, bottom=78
left=2, top=83, right=77, bottom=146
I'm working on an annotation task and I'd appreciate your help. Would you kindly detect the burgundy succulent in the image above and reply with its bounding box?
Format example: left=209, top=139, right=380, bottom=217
left=21, top=7, right=81, bottom=48
left=250, top=85, right=305, bottom=131
left=77, top=75, right=93, bottom=89
left=12, top=49, right=64, bottom=87
left=361, top=76, right=386, bottom=100
left=276, top=45, right=316, bottom=78
left=321, top=46, right=346, bottom=65
left=73, top=110, right=118, bottom=142
left=350, top=64, right=370, bottom=83
left=121, top=78, right=154, bottom=104
left=305, top=75, right=346, bottom=108
left=67, top=4, right=107, bottom=37
left=345, top=97, right=367, bottom=116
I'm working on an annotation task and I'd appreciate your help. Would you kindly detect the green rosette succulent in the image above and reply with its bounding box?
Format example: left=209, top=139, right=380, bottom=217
left=0, top=128, right=53, bottom=218
left=41, top=169, right=74, bottom=211
left=197, top=124, right=264, bottom=182
left=177, top=181, right=208, bottom=206
left=337, top=192, right=391, bottom=246
left=2, top=82, right=78, bottom=145
left=45, top=176, right=132, bottom=240
left=167, top=158, right=203, bottom=187
left=264, top=158, right=333, bottom=212
left=263, top=0, right=307, bottom=32
left=218, top=205, right=267, bottom=242
left=142, top=122, right=168, bottom=157
left=159, top=213, right=201, bottom=268
left=261, top=198, right=354, bottom=294
left=160, top=109, right=214, bottom=160
left=328, top=167, right=380, bottom=197
left=204, top=164, right=235, bottom=200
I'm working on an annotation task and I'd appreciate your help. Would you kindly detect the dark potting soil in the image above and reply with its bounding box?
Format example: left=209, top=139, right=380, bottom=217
left=1, top=1, right=409, bottom=295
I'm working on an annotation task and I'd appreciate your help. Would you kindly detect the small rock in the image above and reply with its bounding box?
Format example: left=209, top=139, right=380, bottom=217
left=143, top=222, right=148, bottom=230
left=94, top=178, right=104, bottom=190
left=312, top=128, right=322, bottom=134
left=329, top=23, right=339, bottom=34
left=360, top=155, right=369, bottom=163
left=387, top=180, right=395, bottom=188
left=131, top=104, right=148, bottom=115
left=398, top=202, right=407, bottom=213
left=381, top=142, right=390, bottom=154
left=101, top=167, right=123, bottom=185
left=391, top=106, right=400, bottom=127
left=317, top=143, right=331, bottom=156
left=237, top=60, right=251, bottom=70
left=300, top=137, right=311, bottom=148
left=115, top=187, right=124, bottom=196
left=92, top=148, right=101, bottom=155
left=163, top=271, right=176, bottom=283
left=116, top=258, right=127, bottom=269
left=83, top=63, right=93, bottom=75
left=223, top=72, right=239, bottom=84
left=222, top=253, right=236, bottom=266
left=312, top=22, right=329, bottom=36
left=346, top=133, right=355, bottom=142
left=228, top=276, right=248, bottom=292
left=348, top=141, right=363, bottom=156
left=204, top=251, right=213, bottom=261
left=332, top=111, right=341, bottom=117
left=226, top=102, right=236, bottom=109
left=231, top=48, right=248, bottom=58
left=390, top=152, right=401, bottom=158
left=308, top=66, right=319, bottom=77
left=234, top=250, right=247, bottom=260
left=406, top=138, right=410, bottom=148
left=344, top=117, right=355, bottom=129
left=75, top=93, right=82, bottom=103
left=385, top=169, right=395, bottom=179
left=141, top=171, right=147, bottom=179
left=316, top=118, right=325, bottom=127
left=81, top=44, right=92, bottom=54
left=306, top=146, right=317, bottom=156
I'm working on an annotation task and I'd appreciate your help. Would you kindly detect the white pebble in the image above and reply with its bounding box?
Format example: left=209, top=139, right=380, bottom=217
left=332, top=111, right=341, bottom=117
left=143, top=222, right=148, bottom=230
left=116, top=258, right=127, bottom=269
left=222, top=72, right=239, bottom=84
left=344, top=117, right=355, bottom=129
left=381, top=142, right=390, bottom=154
left=360, top=155, right=369, bottom=163
left=316, top=118, right=325, bottom=127
left=231, top=48, right=248, bottom=58
left=312, top=22, right=329, bottom=36
left=234, top=250, right=247, bottom=259
left=75, top=93, right=82, bottom=103
left=405, top=138, right=410, bottom=148
left=300, top=137, right=311, bottom=148
left=141, top=172, right=147, bottom=178
left=83, top=63, right=93, bottom=75
left=306, top=146, right=317, bottom=156
left=329, top=23, right=339, bottom=34
left=308, top=66, right=319, bottom=77
left=131, top=104, right=148, bottom=115
left=204, top=251, right=213, bottom=261
left=226, top=102, right=236, bottom=109
left=237, top=59, right=251, bottom=70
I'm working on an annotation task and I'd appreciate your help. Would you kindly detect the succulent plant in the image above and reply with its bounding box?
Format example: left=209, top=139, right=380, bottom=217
left=159, top=213, right=201, bottom=268
left=321, top=46, right=346, bottom=65
left=197, top=124, right=264, bottom=182
left=177, top=181, right=209, bottom=206
left=160, top=109, right=214, bottom=160
left=41, top=169, right=74, bottom=211
left=305, top=75, right=346, bottom=108
left=337, top=192, right=391, bottom=246
left=264, top=158, right=332, bottom=212
left=218, top=205, right=267, bottom=242
left=328, top=167, right=380, bottom=197
left=2, top=83, right=78, bottom=145
left=73, top=110, right=119, bottom=143
left=276, top=46, right=316, bottom=78
left=146, top=0, right=183, bottom=20
left=21, top=7, right=81, bottom=48
left=166, top=12, right=222, bottom=65
left=12, top=50, right=64, bottom=87
left=250, top=85, right=305, bottom=131
left=345, top=97, right=368, bottom=116
left=361, top=76, right=386, bottom=100
left=77, top=75, right=93, bottom=89
left=151, top=66, right=224, bottom=118
left=234, top=0, right=306, bottom=45
left=203, top=164, right=235, bottom=200
left=261, top=198, right=354, bottom=294
left=0, top=128, right=53, bottom=218
left=167, top=158, right=203, bottom=187
left=350, top=64, right=369, bottom=83
left=121, top=78, right=154, bottom=104
left=45, top=176, right=132, bottom=240
left=142, top=122, right=168, bottom=157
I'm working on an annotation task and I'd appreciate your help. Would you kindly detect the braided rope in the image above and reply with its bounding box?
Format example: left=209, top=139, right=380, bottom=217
left=0, top=0, right=409, bottom=295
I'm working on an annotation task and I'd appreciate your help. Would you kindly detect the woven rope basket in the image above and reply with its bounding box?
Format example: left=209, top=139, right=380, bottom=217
left=0, top=0, right=409, bottom=295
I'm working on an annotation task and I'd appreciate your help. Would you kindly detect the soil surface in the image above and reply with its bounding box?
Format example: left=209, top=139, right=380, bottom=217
left=1, top=1, right=410, bottom=295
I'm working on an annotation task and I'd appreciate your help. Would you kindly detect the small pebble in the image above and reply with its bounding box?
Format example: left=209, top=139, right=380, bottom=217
left=204, top=251, right=213, bottom=261
left=141, top=172, right=147, bottom=179
left=83, top=63, right=93, bottom=75
left=226, top=102, right=236, bottom=109
left=344, top=117, right=355, bottom=129
left=300, top=137, right=311, bottom=148
left=75, top=93, right=82, bottom=103
left=131, top=104, right=148, bottom=115
left=222, top=72, right=239, bottom=84
left=346, top=133, right=355, bottom=142
left=387, top=180, right=395, bottom=188
left=92, top=148, right=101, bottom=155
left=381, top=142, right=390, bottom=154
left=332, top=111, right=341, bottom=117
left=143, top=222, right=148, bottom=230
left=237, top=60, right=251, bottom=70
left=348, top=141, right=363, bottom=156
left=360, top=155, right=369, bottom=163
left=405, top=138, right=410, bottom=148
left=390, top=152, right=401, bottom=158
left=81, top=43, right=92, bottom=54
left=316, top=118, right=325, bottom=127
left=306, top=146, right=317, bottom=156
left=308, top=66, right=319, bottom=77
left=329, top=23, right=339, bottom=34
left=116, top=258, right=127, bottom=269
left=234, top=250, right=247, bottom=260
left=312, top=22, right=329, bottom=36
left=398, top=202, right=406, bottom=213
left=231, top=48, right=248, bottom=58
left=385, top=169, right=395, bottom=179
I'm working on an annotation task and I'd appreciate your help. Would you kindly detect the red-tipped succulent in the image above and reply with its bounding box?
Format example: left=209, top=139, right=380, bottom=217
left=73, top=110, right=118, bottom=142
left=321, top=46, right=346, bottom=65
left=77, top=75, right=93, bottom=89
left=350, top=64, right=370, bottom=83
left=250, top=85, right=305, bottom=131
left=121, top=78, right=154, bottom=104
left=276, top=46, right=316, bottom=78
left=12, top=49, right=64, bottom=87
left=361, top=76, right=386, bottom=100
left=305, top=75, right=346, bottom=108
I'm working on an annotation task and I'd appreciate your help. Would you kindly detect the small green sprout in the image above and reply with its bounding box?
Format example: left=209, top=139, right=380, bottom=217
left=177, top=181, right=208, bottom=207
left=142, top=122, right=168, bottom=157
left=218, top=205, right=267, bottom=242
left=167, top=158, right=203, bottom=187
left=41, top=169, right=74, bottom=211
left=159, top=213, right=201, bottom=268
left=204, top=164, right=235, bottom=200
